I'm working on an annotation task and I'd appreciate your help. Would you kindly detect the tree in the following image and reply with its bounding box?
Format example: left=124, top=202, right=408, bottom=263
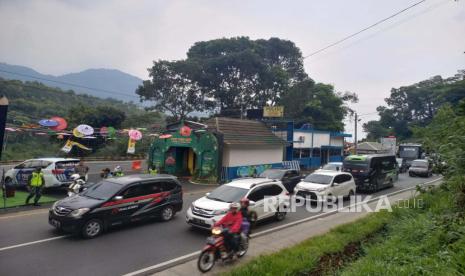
left=365, top=72, right=465, bottom=141
left=280, top=80, right=357, bottom=131
left=186, top=37, right=307, bottom=114
left=136, top=60, right=212, bottom=120
left=68, top=104, right=126, bottom=128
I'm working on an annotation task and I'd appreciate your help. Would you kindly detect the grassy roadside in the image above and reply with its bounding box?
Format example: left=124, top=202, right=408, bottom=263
left=225, top=186, right=465, bottom=276
left=0, top=191, right=57, bottom=208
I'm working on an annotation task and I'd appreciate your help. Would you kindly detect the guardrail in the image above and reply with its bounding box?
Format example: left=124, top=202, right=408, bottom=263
left=0, top=155, right=147, bottom=165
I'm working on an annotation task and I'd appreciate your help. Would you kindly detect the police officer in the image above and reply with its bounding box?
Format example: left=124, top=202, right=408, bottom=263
left=113, top=166, right=124, bottom=177
left=26, top=167, right=45, bottom=206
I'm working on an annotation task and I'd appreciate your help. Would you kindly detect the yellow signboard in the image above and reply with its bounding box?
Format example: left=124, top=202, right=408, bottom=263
left=263, top=106, right=284, bottom=117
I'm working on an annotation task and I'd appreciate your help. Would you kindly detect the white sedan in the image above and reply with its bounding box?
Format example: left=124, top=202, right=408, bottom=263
left=294, top=171, right=356, bottom=202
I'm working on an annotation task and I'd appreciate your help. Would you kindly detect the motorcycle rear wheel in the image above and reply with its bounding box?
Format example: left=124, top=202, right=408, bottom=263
left=197, top=250, right=216, bottom=273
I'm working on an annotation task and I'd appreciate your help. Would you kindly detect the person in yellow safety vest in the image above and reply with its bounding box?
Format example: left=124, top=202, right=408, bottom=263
left=113, top=165, right=124, bottom=177
left=149, top=167, right=158, bottom=175
left=26, top=167, right=45, bottom=206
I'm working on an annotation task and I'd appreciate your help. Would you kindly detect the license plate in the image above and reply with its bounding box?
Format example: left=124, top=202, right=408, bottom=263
left=206, top=237, right=216, bottom=245
left=50, top=219, right=61, bottom=228
left=193, top=218, right=205, bottom=224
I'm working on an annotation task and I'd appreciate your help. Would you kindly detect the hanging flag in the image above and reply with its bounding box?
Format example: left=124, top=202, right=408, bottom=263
left=61, top=140, right=74, bottom=153
left=127, top=138, right=136, bottom=154
left=61, top=140, right=92, bottom=153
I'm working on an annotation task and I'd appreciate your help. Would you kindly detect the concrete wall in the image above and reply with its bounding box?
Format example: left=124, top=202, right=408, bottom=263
left=223, top=144, right=284, bottom=167
left=293, top=131, right=313, bottom=148
left=313, top=133, right=330, bottom=148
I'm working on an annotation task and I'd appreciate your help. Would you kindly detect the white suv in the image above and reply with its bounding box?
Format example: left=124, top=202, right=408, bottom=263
left=294, top=171, right=356, bottom=202
left=186, top=178, right=290, bottom=229
left=5, top=158, right=81, bottom=188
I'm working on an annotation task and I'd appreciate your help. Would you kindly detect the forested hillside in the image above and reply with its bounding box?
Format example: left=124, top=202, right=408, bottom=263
left=0, top=78, right=163, bottom=160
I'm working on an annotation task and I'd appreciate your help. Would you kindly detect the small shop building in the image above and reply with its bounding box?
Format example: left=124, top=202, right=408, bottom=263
left=274, top=125, right=351, bottom=169
left=148, top=118, right=286, bottom=183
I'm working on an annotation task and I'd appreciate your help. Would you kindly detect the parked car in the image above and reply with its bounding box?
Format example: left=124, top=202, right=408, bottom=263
left=186, top=178, right=290, bottom=230
left=409, top=159, right=433, bottom=177
left=294, top=171, right=356, bottom=202
left=343, top=154, right=398, bottom=192
left=396, top=158, right=408, bottom=173
left=258, top=169, right=301, bottom=193
left=49, top=174, right=183, bottom=238
left=5, top=158, right=81, bottom=188
left=318, top=162, right=343, bottom=172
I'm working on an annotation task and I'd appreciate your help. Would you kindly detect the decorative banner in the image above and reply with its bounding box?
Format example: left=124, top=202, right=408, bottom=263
left=39, top=119, right=59, bottom=127
left=180, top=126, right=192, bottom=137
left=100, top=126, right=108, bottom=136
left=76, top=124, right=94, bottom=136
left=107, top=127, right=116, bottom=139
left=50, top=117, right=67, bottom=131
left=159, top=134, right=172, bottom=139
left=128, top=129, right=143, bottom=141
left=127, top=138, right=136, bottom=154
left=61, top=140, right=74, bottom=153
left=73, top=128, right=85, bottom=138
left=61, top=140, right=92, bottom=153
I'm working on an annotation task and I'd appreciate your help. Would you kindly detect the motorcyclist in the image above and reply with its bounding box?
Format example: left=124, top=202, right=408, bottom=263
left=113, top=166, right=124, bottom=177
left=240, top=198, right=255, bottom=236
left=213, top=202, right=243, bottom=258
left=68, top=173, right=85, bottom=197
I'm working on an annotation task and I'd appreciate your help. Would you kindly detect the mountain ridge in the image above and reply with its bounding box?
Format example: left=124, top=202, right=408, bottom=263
left=0, top=62, right=143, bottom=102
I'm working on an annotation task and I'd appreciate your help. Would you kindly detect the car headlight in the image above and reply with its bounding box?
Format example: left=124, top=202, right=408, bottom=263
left=212, top=209, right=228, bottom=216
left=52, top=201, right=59, bottom=210
left=68, top=208, right=90, bottom=218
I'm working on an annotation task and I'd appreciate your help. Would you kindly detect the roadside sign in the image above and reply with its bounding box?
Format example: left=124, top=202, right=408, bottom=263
left=263, top=106, right=284, bottom=117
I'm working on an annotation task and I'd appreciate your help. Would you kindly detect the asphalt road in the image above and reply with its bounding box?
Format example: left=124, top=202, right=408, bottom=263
left=0, top=174, right=441, bottom=276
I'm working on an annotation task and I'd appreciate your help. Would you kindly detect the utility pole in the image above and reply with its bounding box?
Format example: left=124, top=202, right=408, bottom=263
left=354, top=112, right=358, bottom=155
left=0, top=95, right=9, bottom=160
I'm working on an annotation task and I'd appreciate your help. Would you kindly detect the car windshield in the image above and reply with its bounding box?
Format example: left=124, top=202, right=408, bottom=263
left=322, top=164, right=341, bottom=171
left=343, top=160, right=369, bottom=170
left=207, top=185, right=249, bottom=203
left=412, top=161, right=428, bottom=168
left=259, top=169, right=285, bottom=179
left=81, top=181, right=122, bottom=200
left=303, top=174, right=333, bottom=184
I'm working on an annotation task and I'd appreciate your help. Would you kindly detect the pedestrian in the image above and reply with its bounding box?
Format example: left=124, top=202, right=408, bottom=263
left=75, top=160, right=89, bottom=181
left=113, top=165, right=124, bottom=177
left=26, top=167, right=45, bottom=206
left=100, top=168, right=112, bottom=178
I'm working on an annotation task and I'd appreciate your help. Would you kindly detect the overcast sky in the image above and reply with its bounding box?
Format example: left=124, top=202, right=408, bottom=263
left=1, top=0, right=464, bottom=136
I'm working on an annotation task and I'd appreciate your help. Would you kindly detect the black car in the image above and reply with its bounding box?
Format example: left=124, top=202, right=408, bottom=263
left=49, top=174, right=183, bottom=238
left=258, top=169, right=301, bottom=193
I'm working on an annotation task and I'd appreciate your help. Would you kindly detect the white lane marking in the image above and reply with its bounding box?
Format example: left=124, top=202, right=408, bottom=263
left=0, top=236, right=68, bottom=252
left=123, top=251, right=200, bottom=276
left=122, top=177, right=443, bottom=276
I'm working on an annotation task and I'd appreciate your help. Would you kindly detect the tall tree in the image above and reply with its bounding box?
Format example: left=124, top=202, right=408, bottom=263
left=136, top=60, right=212, bottom=120
left=186, top=37, right=307, bottom=114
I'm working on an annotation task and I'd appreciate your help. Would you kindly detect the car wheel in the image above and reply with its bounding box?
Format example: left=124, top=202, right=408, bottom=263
left=275, top=208, right=287, bottom=221
left=82, top=219, right=103, bottom=239
left=346, top=190, right=355, bottom=200
left=160, top=205, right=174, bottom=221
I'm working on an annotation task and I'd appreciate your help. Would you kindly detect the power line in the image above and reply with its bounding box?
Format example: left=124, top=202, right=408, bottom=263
left=303, top=0, right=427, bottom=59
left=0, top=68, right=141, bottom=100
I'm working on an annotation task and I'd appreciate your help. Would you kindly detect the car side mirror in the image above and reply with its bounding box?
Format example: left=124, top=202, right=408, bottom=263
left=249, top=200, right=256, bottom=206
left=205, top=192, right=210, bottom=196
left=332, top=182, right=339, bottom=186
left=114, top=196, right=123, bottom=201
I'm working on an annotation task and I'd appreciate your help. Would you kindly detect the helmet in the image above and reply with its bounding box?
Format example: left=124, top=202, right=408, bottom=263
left=70, top=174, right=80, bottom=181
left=240, top=197, right=249, bottom=206
left=114, top=166, right=122, bottom=172
left=230, top=202, right=240, bottom=210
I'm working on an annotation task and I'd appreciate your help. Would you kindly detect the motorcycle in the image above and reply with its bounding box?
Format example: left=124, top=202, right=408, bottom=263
left=67, top=174, right=87, bottom=197
left=197, top=227, right=249, bottom=273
